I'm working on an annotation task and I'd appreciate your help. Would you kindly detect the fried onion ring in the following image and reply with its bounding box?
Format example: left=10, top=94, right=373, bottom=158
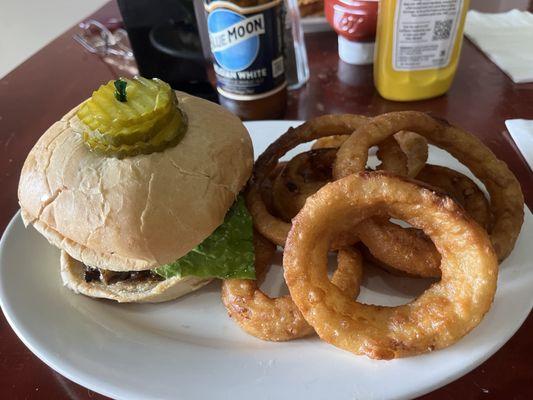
left=416, top=164, right=491, bottom=230
left=269, top=128, right=434, bottom=276
left=358, top=164, right=494, bottom=278
left=272, top=148, right=336, bottom=221
left=248, top=114, right=430, bottom=246
left=333, top=111, right=524, bottom=260
left=222, top=233, right=363, bottom=341
left=312, top=131, right=428, bottom=178
left=378, top=131, right=428, bottom=177
left=250, top=114, right=441, bottom=277
left=260, top=161, right=286, bottom=216
left=272, top=132, right=428, bottom=222
left=312, top=134, right=349, bottom=149
left=284, top=171, right=498, bottom=359
left=355, top=220, right=441, bottom=278
left=360, top=130, right=434, bottom=276
left=246, top=114, right=370, bottom=246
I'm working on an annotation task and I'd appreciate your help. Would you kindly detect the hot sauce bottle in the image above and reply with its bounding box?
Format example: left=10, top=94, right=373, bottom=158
left=203, top=0, right=288, bottom=120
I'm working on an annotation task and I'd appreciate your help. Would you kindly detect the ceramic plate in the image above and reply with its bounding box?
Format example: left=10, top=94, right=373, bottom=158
left=1, top=121, right=531, bottom=400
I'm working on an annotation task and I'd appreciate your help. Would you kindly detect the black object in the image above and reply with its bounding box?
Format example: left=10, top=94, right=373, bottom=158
left=117, top=0, right=217, bottom=101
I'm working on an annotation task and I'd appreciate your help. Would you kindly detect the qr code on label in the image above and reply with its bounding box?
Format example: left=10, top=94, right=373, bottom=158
left=272, top=56, right=284, bottom=78
left=433, top=19, right=453, bottom=40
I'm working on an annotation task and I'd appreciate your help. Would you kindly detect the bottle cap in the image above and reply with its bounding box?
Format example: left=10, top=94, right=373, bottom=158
left=338, top=36, right=374, bottom=65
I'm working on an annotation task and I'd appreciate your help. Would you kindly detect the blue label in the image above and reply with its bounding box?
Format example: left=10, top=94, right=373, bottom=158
left=204, top=0, right=286, bottom=100
left=207, top=9, right=260, bottom=72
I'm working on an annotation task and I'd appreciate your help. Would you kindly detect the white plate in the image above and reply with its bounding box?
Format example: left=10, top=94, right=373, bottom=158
left=1, top=121, right=532, bottom=400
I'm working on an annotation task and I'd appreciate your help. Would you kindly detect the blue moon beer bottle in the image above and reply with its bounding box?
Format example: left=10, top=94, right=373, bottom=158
left=204, top=0, right=288, bottom=119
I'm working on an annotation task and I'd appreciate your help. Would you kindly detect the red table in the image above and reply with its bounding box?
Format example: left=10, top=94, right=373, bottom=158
left=0, top=1, right=531, bottom=399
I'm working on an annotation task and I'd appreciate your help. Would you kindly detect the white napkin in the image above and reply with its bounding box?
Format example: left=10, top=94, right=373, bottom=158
left=505, top=119, right=533, bottom=170
left=465, top=10, right=533, bottom=83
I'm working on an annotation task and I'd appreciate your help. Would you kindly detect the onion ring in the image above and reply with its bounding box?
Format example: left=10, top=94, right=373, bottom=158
left=313, top=131, right=428, bottom=178
left=272, top=148, right=336, bottom=221
left=272, top=134, right=428, bottom=222
left=246, top=114, right=370, bottom=246
left=378, top=131, right=428, bottom=177
left=416, top=164, right=491, bottom=230
left=250, top=114, right=439, bottom=277
left=333, top=111, right=524, bottom=260
left=248, top=114, right=430, bottom=246
left=269, top=129, right=434, bottom=275
left=222, top=233, right=363, bottom=341
left=284, top=171, right=498, bottom=359
left=312, top=135, right=349, bottom=150
left=355, top=220, right=441, bottom=278
left=358, top=164, right=494, bottom=278
left=361, top=130, right=434, bottom=276
left=260, top=161, right=286, bottom=216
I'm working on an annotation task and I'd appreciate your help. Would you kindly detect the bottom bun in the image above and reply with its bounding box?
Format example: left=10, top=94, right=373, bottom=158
left=60, top=251, right=212, bottom=303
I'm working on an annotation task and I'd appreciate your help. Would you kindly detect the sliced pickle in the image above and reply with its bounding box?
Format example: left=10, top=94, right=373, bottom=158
left=84, top=107, right=188, bottom=159
left=77, top=76, right=188, bottom=157
left=78, top=77, right=173, bottom=140
left=85, top=103, right=176, bottom=146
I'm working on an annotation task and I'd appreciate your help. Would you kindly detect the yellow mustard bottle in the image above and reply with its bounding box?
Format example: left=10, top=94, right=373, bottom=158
left=374, top=0, right=470, bottom=101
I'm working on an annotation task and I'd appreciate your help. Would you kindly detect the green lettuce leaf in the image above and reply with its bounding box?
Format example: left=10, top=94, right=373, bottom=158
left=154, top=196, right=255, bottom=280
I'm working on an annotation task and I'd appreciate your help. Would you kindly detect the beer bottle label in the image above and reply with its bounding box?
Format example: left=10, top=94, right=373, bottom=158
left=204, top=0, right=286, bottom=100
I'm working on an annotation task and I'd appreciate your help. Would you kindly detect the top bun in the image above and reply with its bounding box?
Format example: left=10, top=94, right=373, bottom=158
left=19, top=91, right=253, bottom=271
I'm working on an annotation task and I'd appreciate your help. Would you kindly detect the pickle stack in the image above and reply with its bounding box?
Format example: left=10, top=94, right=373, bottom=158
left=76, top=76, right=187, bottom=158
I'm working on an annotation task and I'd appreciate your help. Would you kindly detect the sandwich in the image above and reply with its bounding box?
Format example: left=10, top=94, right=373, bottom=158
left=18, top=77, right=254, bottom=302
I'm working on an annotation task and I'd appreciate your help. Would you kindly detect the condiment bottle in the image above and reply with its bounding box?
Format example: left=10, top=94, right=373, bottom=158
left=202, top=0, right=287, bottom=120
left=374, top=0, right=471, bottom=101
left=325, top=0, right=378, bottom=65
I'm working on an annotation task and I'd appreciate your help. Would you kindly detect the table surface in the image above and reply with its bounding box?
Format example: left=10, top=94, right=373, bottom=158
left=0, top=1, right=531, bottom=399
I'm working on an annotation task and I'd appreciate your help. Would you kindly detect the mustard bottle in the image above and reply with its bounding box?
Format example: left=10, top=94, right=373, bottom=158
left=374, top=0, right=470, bottom=101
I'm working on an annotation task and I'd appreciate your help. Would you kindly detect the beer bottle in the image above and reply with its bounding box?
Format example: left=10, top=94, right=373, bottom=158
left=203, top=0, right=288, bottom=120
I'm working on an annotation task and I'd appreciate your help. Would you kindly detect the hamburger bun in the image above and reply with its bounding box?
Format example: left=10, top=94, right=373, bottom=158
left=19, top=91, right=253, bottom=273
left=60, top=250, right=211, bottom=303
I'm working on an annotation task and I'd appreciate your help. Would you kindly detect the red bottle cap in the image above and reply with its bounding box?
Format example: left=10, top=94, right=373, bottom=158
left=324, top=0, right=378, bottom=65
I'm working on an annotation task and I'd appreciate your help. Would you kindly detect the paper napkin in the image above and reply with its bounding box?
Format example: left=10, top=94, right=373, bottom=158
left=465, top=10, right=533, bottom=83
left=505, top=119, right=533, bottom=170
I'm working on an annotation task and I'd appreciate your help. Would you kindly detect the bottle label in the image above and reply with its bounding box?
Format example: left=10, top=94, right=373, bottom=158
left=392, top=0, right=464, bottom=71
left=204, top=0, right=286, bottom=100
